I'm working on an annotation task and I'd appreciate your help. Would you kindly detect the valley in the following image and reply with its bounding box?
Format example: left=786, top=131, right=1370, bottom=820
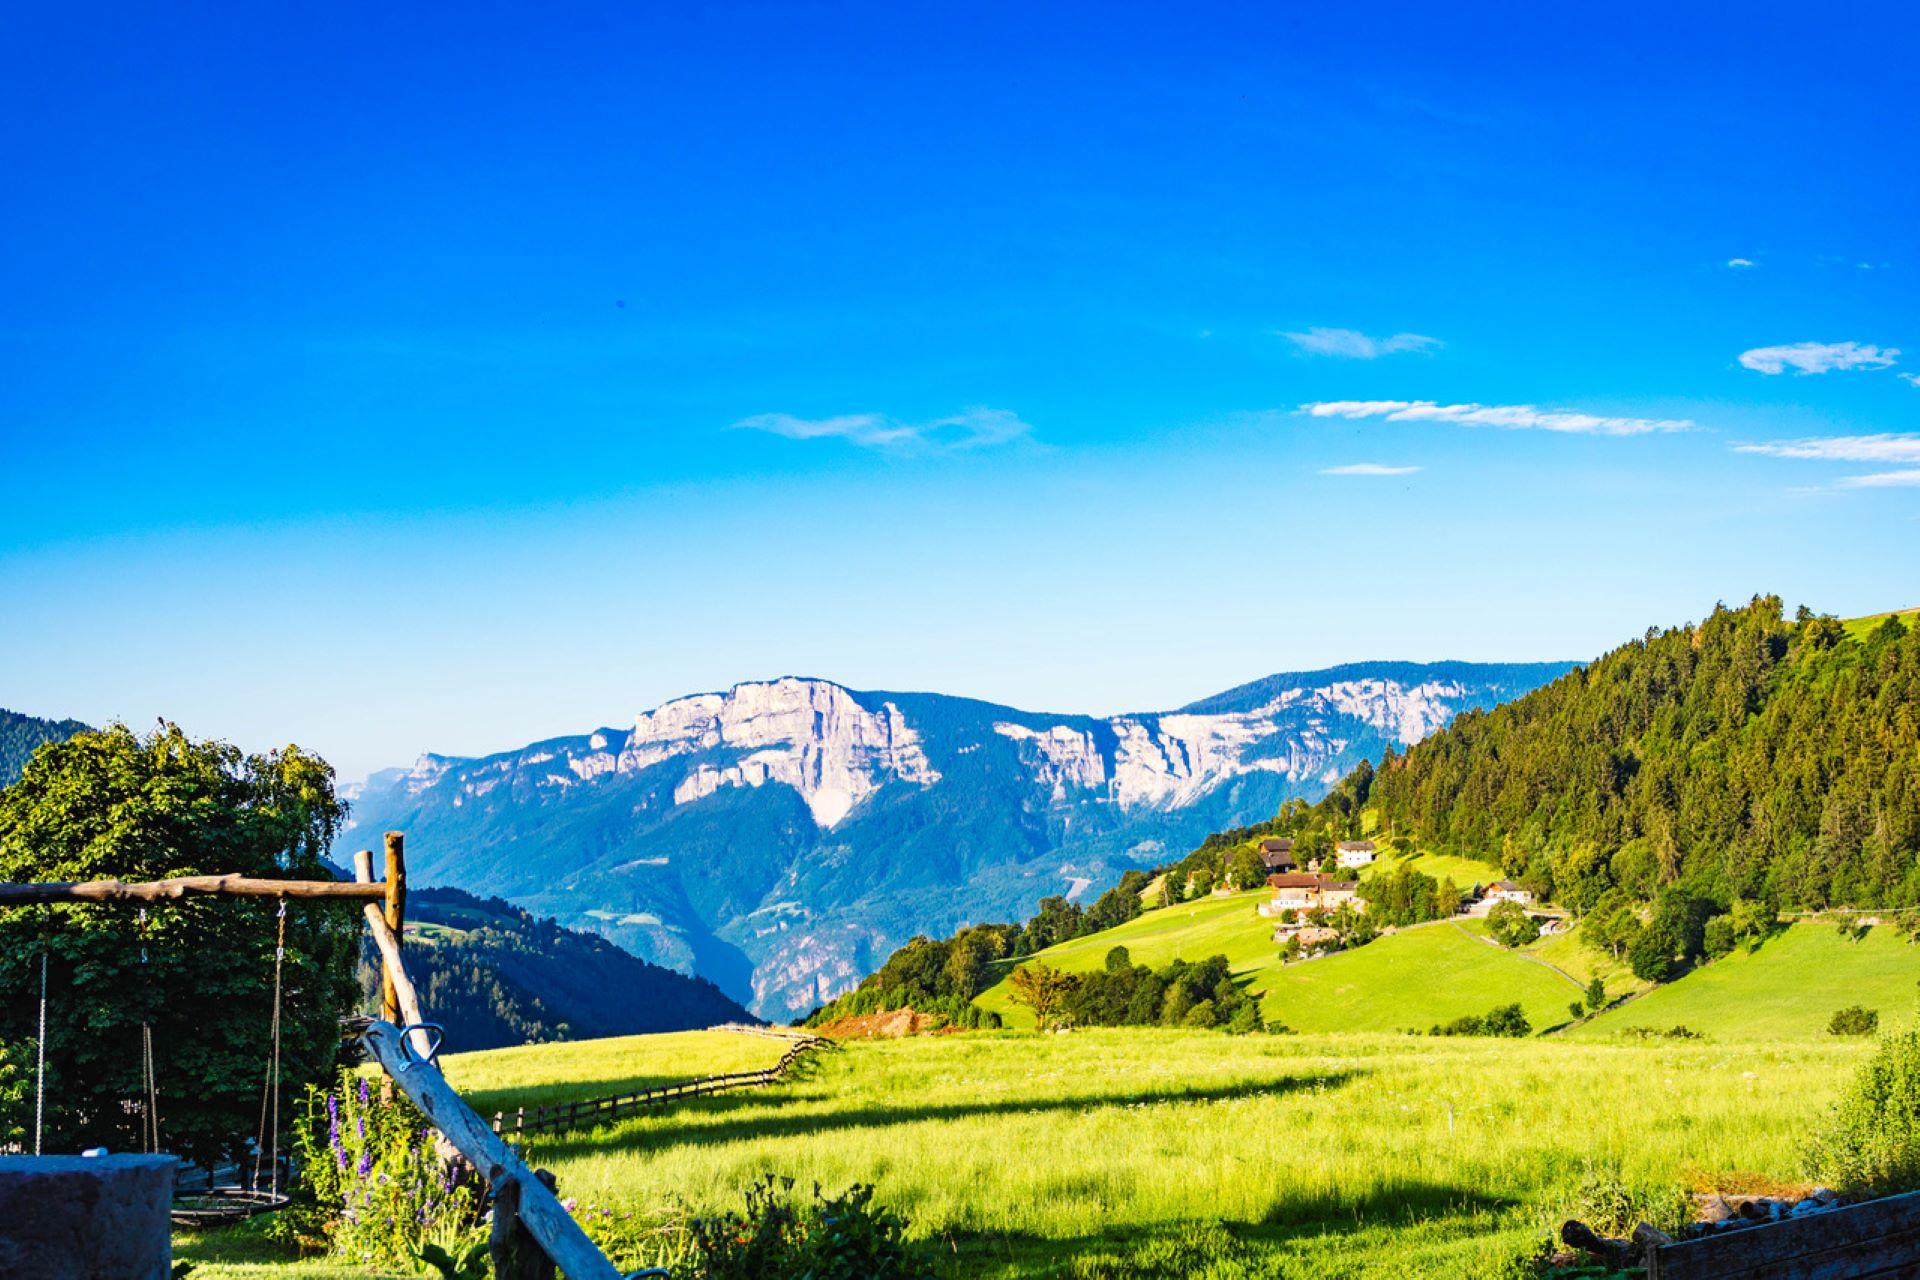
left=338, top=662, right=1569, bottom=1020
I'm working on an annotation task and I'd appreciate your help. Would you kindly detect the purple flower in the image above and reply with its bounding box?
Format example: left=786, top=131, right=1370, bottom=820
left=357, top=1077, right=370, bottom=1106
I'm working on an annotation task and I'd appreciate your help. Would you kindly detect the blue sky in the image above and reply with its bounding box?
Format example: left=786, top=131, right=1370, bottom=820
left=3, top=3, right=1916, bottom=778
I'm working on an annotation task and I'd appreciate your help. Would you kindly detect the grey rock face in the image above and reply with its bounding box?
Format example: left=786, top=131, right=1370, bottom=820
left=0, top=1154, right=173, bottom=1279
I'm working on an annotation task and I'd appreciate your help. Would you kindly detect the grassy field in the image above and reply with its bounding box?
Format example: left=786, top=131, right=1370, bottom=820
left=437, top=1028, right=785, bottom=1116
left=1579, top=923, right=1920, bottom=1042
left=185, top=1026, right=1876, bottom=1279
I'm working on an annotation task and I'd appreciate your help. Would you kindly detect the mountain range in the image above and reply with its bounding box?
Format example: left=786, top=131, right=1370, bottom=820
left=339, top=661, right=1572, bottom=1020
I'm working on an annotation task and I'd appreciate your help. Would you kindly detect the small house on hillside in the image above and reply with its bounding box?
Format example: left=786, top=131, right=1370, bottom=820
left=1486, top=880, right=1533, bottom=906
left=1334, top=840, right=1377, bottom=869
left=1258, top=837, right=1296, bottom=873
left=1318, top=877, right=1360, bottom=910
left=1260, top=872, right=1363, bottom=916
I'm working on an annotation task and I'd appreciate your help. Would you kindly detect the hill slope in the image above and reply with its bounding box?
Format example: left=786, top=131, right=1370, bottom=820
left=0, top=708, right=90, bottom=786
left=1576, top=922, right=1920, bottom=1042
left=361, top=887, right=752, bottom=1051
left=973, top=889, right=1585, bottom=1033
left=1295, top=598, right=1920, bottom=914
left=339, top=662, right=1569, bottom=1019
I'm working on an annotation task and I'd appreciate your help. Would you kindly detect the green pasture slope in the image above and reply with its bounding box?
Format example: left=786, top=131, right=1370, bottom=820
left=974, top=889, right=1589, bottom=1033
left=1842, top=605, right=1920, bottom=642
left=182, top=1026, right=1875, bottom=1279
left=1579, top=922, right=1920, bottom=1042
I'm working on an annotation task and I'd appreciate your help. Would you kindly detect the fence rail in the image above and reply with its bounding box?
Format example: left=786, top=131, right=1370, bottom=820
left=490, top=1027, right=829, bottom=1138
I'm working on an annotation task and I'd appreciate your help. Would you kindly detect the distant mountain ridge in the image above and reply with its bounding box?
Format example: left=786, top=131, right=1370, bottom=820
left=339, top=660, right=1572, bottom=1020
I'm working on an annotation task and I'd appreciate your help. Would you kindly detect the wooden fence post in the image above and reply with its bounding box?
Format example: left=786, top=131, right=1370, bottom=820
left=381, top=832, right=406, bottom=1025
left=490, top=1170, right=560, bottom=1280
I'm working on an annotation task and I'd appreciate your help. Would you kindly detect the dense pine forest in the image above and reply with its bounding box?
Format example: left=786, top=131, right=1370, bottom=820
left=360, top=887, right=752, bottom=1050
left=1307, top=597, right=1919, bottom=913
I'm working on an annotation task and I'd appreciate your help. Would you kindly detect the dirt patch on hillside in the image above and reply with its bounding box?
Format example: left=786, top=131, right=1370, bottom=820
left=814, top=1009, right=948, bottom=1039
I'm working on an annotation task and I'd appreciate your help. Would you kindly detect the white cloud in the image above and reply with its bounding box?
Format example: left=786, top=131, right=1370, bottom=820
left=1732, top=434, right=1920, bottom=464
left=1727, top=257, right=1755, bottom=269
left=1737, top=341, right=1899, bottom=375
left=1281, top=328, right=1441, bottom=359
left=732, top=407, right=1032, bottom=452
left=1899, top=373, right=1919, bottom=388
left=1319, top=463, right=1422, bottom=476
left=1300, top=399, right=1692, bottom=436
left=1838, top=469, right=1920, bottom=488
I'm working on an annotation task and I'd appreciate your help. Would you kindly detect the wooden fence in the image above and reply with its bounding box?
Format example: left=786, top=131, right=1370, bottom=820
left=490, top=1027, right=829, bottom=1137
left=1645, top=1189, right=1920, bottom=1279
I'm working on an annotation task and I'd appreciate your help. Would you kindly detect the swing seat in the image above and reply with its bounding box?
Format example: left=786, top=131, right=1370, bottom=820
left=170, top=1185, right=291, bottom=1228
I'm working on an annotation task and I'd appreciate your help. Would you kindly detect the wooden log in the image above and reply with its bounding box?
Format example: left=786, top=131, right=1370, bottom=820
left=381, top=832, right=406, bottom=1024
left=0, top=875, right=387, bottom=904
left=360, top=1021, right=620, bottom=1280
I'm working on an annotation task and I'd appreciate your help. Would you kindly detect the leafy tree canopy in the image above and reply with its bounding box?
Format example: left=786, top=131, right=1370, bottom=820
left=0, top=722, right=362, bottom=1166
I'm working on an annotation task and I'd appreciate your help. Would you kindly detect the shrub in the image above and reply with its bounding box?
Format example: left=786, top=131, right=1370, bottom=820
left=1807, top=1026, right=1920, bottom=1195
left=1584, top=976, right=1607, bottom=1013
left=1480, top=1003, right=1532, bottom=1038
left=680, top=1174, right=935, bottom=1280
left=278, top=1075, right=480, bottom=1267
left=1565, top=1167, right=1691, bottom=1237
left=1428, top=1004, right=1530, bottom=1038
left=1829, top=1006, right=1881, bottom=1037
left=1703, top=915, right=1737, bottom=960
left=1181, top=999, right=1218, bottom=1028
left=1486, top=901, right=1540, bottom=948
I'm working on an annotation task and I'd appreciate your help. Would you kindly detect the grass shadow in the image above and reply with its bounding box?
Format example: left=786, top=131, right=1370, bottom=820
left=530, top=1067, right=1366, bottom=1156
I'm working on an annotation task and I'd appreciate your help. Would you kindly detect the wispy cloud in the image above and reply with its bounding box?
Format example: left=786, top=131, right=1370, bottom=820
left=1734, top=433, right=1920, bottom=492
left=1737, top=341, right=1899, bottom=375
left=1899, top=373, right=1919, bottom=388
left=1281, top=328, right=1441, bottom=359
left=1320, top=463, right=1422, bottom=477
left=1733, top=434, right=1920, bottom=464
left=1301, top=400, right=1692, bottom=436
left=1727, top=257, right=1755, bottom=269
left=732, top=407, right=1033, bottom=452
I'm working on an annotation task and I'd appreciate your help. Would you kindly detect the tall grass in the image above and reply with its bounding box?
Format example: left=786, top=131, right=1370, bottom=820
left=489, top=1029, right=1860, bottom=1277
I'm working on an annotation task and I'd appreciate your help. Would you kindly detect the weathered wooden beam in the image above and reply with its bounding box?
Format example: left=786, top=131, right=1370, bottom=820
left=360, top=1021, right=621, bottom=1280
left=381, top=832, right=406, bottom=1025
left=1648, top=1188, right=1920, bottom=1279
left=353, top=854, right=431, bottom=1060
left=0, top=875, right=387, bottom=905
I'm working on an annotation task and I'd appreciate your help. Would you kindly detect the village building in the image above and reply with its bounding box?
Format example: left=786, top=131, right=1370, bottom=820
left=1257, top=837, right=1296, bottom=873
left=1486, top=879, right=1534, bottom=906
left=1334, top=839, right=1377, bottom=869
left=1260, top=872, right=1364, bottom=916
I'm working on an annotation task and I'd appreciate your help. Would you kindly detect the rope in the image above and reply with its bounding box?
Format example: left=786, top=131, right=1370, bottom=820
left=138, top=907, right=161, bottom=1155
left=34, top=948, right=46, bottom=1156
left=253, top=902, right=286, bottom=1195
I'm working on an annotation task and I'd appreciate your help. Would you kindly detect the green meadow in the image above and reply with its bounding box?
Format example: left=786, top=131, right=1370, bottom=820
left=1578, top=923, right=1920, bottom=1042
left=974, top=886, right=1597, bottom=1033
left=183, top=1027, right=1875, bottom=1279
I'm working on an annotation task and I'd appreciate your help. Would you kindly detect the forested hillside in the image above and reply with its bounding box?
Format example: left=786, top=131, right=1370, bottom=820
left=0, top=708, right=89, bottom=785
left=1315, top=598, right=1919, bottom=912
left=360, top=887, right=752, bottom=1051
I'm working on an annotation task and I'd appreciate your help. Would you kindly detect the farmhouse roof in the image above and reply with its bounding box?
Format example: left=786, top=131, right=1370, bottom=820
left=1335, top=840, right=1376, bottom=852
left=1259, top=837, right=1295, bottom=853
left=1267, top=873, right=1322, bottom=889
left=1492, top=879, right=1526, bottom=892
left=1320, top=878, right=1358, bottom=892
